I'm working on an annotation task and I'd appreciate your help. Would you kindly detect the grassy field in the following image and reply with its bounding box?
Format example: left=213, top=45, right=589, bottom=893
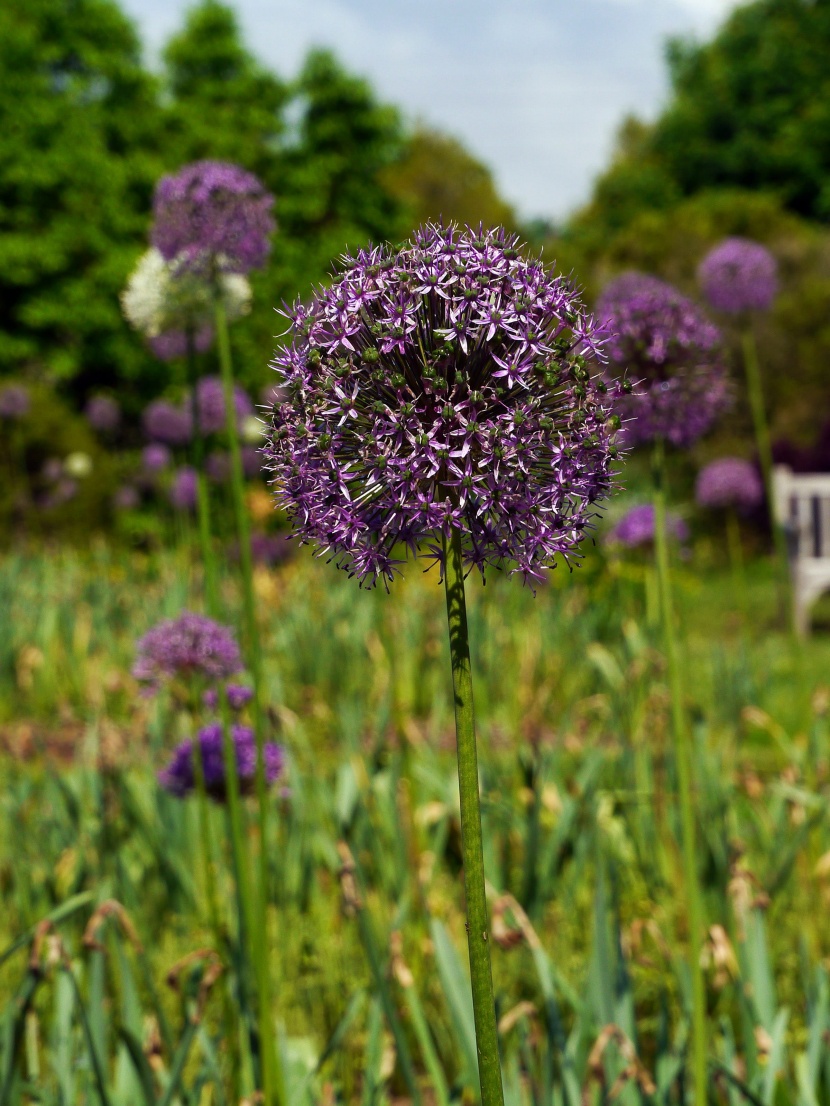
left=1, top=537, right=829, bottom=1104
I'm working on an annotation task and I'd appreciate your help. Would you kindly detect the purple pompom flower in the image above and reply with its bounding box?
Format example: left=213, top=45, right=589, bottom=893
left=598, top=272, right=729, bottom=449
left=195, top=375, right=253, bottom=435
left=697, top=238, right=778, bottom=315
left=152, top=160, right=275, bottom=277
left=114, top=485, right=140, bottom=511
left=149, top=325, right=214, bottom=362
left=142, top=443, right=172, bottom=473
left=159, top=723, right=284, bottom=801
left=241, top=446, right=261, bottom=480
left=264, top=223, right=622, bottom=587
left=203, top=683, right=254, bottom=711
left=0, top=384, right=30, bottom=419
left=84, top=395, right=120, bottom=433
left=143, top=400, right=193, bottom=446
left=607, top=503, right=688, bottom=548
left=168, top=466, right=199, bottom=511
left=206, top=450, right=231, bottom=484
left=695, top=457, right=763, bottom=513
left=134, top=611, right=242, bottom=692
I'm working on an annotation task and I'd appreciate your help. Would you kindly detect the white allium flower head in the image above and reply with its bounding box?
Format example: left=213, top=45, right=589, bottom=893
left=64, top=452, right=93, bottom=478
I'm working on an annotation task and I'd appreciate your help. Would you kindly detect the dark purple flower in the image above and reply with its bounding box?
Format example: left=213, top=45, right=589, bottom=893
left=168, top=466, right=198, bottom=511
left=202, top=683, right=254, bottom=711
left=142, top=443, right=172, bottom=473
left=159, top=723, right=284, bottom=801
left=149, top=325, right=214, bottom=362
left=152, top=160, right=275, bottom=277
left=598, top=272, right=729, bottom=449
left=697, top=238, right=778, bottom=315
left=114, top=485, right=140, bottom=511
left=195, top=375, right=253, bottom=435
left=133, top=611, right=242, bottom=691
left=695, top=457, right=763, bottom=513
left=206, top=450, right=231, bottom=484
left=607, top=503, right=688, bottom=548
left=143, top=400, right=193, bottom=446
left=0, top=384, right=30, bottom=419
left=241, top=446, right=261, bottom=479
left=264, top=223, right=621, bottom=587
left=84, top=395, right=120, bottom=433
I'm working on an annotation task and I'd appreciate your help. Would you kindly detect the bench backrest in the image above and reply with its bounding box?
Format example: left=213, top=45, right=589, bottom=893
left=773, top=465, right=830, bottom=561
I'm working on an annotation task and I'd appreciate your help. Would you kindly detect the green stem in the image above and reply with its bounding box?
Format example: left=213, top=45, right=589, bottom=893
left=741, top=329, right=790, bottom=609
left=186, top=328, right=219, bottom=616
left=215, top=295, right=282, bottom=1106
left=651, top=440, right=707, bottom=1104
left=442, top=528, right=505, bottom=1106
left=726, top=508, right=747, bottom=617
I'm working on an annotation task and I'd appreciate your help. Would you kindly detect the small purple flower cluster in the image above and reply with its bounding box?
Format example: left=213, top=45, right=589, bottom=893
left=152, top=160, right=275, bottom=277
left=143, top=400, right=193, bottom=446
left=598, top=273, right=729, bottom=449
left=142, top=443, right=172, bottom=474
left=133, top=611, right=242, bottom=692
left=695, top=457, right=763, bottom=513
left=697, top=238, right=778, bottom=315
left=0, top=384, right=30, bottom=419
left=168, top=466, right=199, bottom=511
left=195, top=375, right=253, bottom=434
left=159, top=723, right=284, bottom=801
left=202, top=683, right=254, bottom=711
left=84, top=395, right=120, bottom=433
left=607, top=503, right=689, bottom=549
left=265, top=223, right=622, bottom=586
left=150, top=326, right=214, bottom=362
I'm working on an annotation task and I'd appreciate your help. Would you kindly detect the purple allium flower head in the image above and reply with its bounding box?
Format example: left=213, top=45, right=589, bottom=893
left=607, top=503, right=688, bottom=548
left=264, top=223, right=622, bottom=587
left=152, top=160, right=275, bottom=277
left=142, top=443, right=172, bottom=473
left=143, top=400, right=193, bottom=446
left=241, top=446, right=261, bottom=479
left=206, top=450, right=231, bottom=484
left=149, top=325, right=214, bottom=362
left=169, top=466, right=198, bottom=511
left=114, top=485, right=140, bottom=511
left=598, top=272, right=729, bottom=449
left=0, top=384, right=30, bottom=419
left=158, top=723, right=284, bottom=801
left=695, top=457, right=764, bottom=513
left=201, top=683, right=253, bottom=711
left=195, top=375, right=253, bottom=435
left=84, top=395, right=120, bottom=433
left=133, top=611, right=242, bottom=692
left=697, top=238, right=778, bottom=315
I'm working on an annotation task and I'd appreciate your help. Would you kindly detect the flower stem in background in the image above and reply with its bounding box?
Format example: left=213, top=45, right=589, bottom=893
left=741, top=328, right=790, bottom=609
left=186, top=329, right=219, bottom=615
left=651, top=439, right=707, bottom=1104
left=726, top=508, right=747, bottom=616
left=443, top=527, right=505, bottom=1106
left=215, top=294, right=282, bottom=1106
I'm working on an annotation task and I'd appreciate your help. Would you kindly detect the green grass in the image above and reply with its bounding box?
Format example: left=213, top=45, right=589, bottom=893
left=1, top=539, right=830, bottom=1104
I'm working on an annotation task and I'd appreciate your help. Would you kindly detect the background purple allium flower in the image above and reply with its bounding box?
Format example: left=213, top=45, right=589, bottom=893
left=195, top=375, right=253, bottom=435
left=695, top=457, right=764, bottom=513
left=133, top=611, right=242, bottom=691
left=598, top=272, right=729, bottom=449
left=159, top=723, right=284, bottom=801
left=143, top=400, right=193, bottom=446
left=241, top=446, right=261, bottom=480
left=202, top=683, right=253, bottom=711
left=0, top=384, right=30, bottom=419
left=149, top=325, right=214, bottom=362
left=42, top=478, right=78, bottom=510
left=142, top=443, right=172, bottom=473
left=114, top=485, right=140, bottom=511
left=607, top=503, right=689, bottom=548
left=697, top=238, right=778, bottom=315
left=168, top=466, right=198, bottom=511
left=206, top=450, right=231, bottom=484
left=264, top=223, right=622, bottom=587
left=152, top=160, right=275, bottom=277
left=42, top=458, right=64, bottom=483
left=84, top=395, right=120, bottom=433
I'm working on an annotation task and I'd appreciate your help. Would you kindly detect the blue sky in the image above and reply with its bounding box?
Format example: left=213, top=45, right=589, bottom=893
left=121, top=0, right=744, bottom=221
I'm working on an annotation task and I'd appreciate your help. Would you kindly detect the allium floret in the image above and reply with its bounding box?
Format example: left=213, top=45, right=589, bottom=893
left=159, top=723, right=284, bottom=801
left=598, top=272, right=729, bottom=449
left=152, top=161, right=275, bottom=277
left=697, top=238, right=778, bottom=315
left=264, top=223, right=622, bottom=587
left=695, top=457, right=763, bottom=513
left=607, top=503, right=688, bottom=548
left=133, top=611, right=242, bottom=692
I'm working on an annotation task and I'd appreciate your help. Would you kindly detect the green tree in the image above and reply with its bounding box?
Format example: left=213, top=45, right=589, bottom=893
left=0, top=0, right=165, bottom=399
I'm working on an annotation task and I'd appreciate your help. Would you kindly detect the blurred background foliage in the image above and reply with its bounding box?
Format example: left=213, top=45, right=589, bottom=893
left=2, top=0, right=830, bottom=478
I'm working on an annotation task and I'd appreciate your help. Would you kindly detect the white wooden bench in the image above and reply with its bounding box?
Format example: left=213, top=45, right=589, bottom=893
left=773, top=465, right=830, bottom=635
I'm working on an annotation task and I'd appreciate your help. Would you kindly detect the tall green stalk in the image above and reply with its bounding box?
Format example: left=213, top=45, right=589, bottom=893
left=443, top=528, right=505, bottom=1106
left=215, top=295, right=282, bottom=1106
left=185, top=329, right=219, bottom=616
left=651, top=440, right=707, bottom=1104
